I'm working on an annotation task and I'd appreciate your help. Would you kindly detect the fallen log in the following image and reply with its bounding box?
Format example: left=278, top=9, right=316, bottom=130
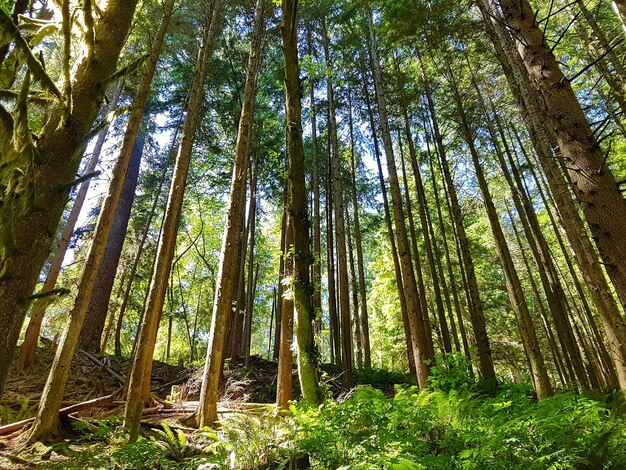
left=77, top=348, right=126, bottom=385
left=0, top=394, right=115, bottom=436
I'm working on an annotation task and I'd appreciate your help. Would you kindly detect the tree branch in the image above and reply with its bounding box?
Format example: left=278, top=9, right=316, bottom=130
left=0, top=9, right=62, bottom=99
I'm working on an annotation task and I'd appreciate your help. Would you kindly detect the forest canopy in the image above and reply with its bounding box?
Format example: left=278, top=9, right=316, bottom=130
left=2, top=0, right=626, bottom=468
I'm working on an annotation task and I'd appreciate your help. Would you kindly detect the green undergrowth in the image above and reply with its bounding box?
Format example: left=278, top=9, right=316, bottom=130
left=28, top=364, right=626, bottom=469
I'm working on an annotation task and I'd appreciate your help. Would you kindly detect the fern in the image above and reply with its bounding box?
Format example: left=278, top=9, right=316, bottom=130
left=151, top=423, right=199, bottom=463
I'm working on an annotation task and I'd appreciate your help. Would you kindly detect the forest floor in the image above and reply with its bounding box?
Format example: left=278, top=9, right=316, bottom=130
left=4, top=348, right=625, bottom=469
left=0, top=345, right=407, bottom=468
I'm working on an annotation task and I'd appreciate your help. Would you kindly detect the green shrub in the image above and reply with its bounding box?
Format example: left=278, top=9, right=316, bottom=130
left=292, top=386, right=626, bottom=469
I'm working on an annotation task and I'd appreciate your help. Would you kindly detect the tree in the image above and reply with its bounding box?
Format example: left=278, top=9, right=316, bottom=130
left=0, top=0, right=140, bottom=399
left=196, top=0, right=268, bottom=427
left=367, top=5, right=433, bottom=388
left=17, top=80, right=123, bottom=370
left=281, top=0, right=321, bottom=404
left=494, top=0, right=626, bottom=313
left=322, top=17, right=353, bottom=387
left=124, top=0, right=221, bottom=441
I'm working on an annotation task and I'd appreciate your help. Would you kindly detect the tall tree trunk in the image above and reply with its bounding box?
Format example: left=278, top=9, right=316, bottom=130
left=347, top=91, right=371, bottom=370
left=395, top=66, right=451, bottom=355
left=113, top=134, right=176, bottom=357
left=480, top=94, right=589, bottom=388
left=507, top=204, right=568, bottom=386
left=346, top=210, right=363, bottom=369
left=281, top=0, right=321, bottom=404
left=243, top=160, right=258, bottom=364
left=101, top=265, right=124, bottom=355
left=326, top=148, right=340, bottom=365
left=17, top=81, right=123, bottom=371
left=399, top=130, right=451, bottom=356
left=228, top=197, right=249, bottom=360
left=78, top=122, right=147, bottom=353
left=195, top=0, right=265, bottom=428
left=276, top=214, right=294, bottom=410
left=124, top=1, right=220, bottom=441
left=322, top=18, right=353, bottom=387
left=424, top=169, right=461, bottom=354
left=425, top=143, right=472, bottom=364
left=361, top=60, right=416, bottom=376
left=480, top=0, right=626, bottom=390
left=307, top=22, right=322, bottom=343
left=420, top=64, right=496, bottom=389
left=367, top=7, right=432, bottom=387
left=0, top=0, right=139, bottom=399
left=494, top=0, right=626, bottom=317
left=522, top=149, right=618, bottom=386
left=396, top=134, right=436, bottom=358
left=273, top=206, right=288, bottom=361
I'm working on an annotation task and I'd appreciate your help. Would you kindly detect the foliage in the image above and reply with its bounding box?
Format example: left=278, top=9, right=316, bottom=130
left=291, top=386, right=626, bottom=469
left=46, top=424, right=215, bottom=470
left=198, top=409, right=297, bottom=469
left=355, top=366, right=415, bottom=389
left=151, top=424, right=203, bottom=463
left=0, top=399, right=34, bottom=423
left=427, top=352, right=475, bottom=393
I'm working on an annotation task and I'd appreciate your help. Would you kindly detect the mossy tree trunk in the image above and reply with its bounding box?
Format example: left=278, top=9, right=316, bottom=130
left=0, top=0, right=139, bottom=399
left=17, top=81, right=123, bottom=371
left=281, top=0, right=321, bottom=404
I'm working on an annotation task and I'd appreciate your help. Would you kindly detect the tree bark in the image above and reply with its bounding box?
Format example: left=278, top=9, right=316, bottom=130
left=276, top=214, right=294, bottom=410
left=243, top=160, right=258, bottom=364
left=495, top=0, right=626, bottom=321
left=480, top=0, right=626, bottom=390
left=78, top=124, right=147, bottom=353
left=17, top=80, right=123, bottom=371
left=306, top=22, right=322, bottom=345
left=273, top=205, right=288, bottom=361
left=124, top=0, right=220, bottom=441
left=481, top=95, right=589, bottom=388
left=113, top=135, right=175, bottom=357
left=195, top=0, right=265, bottom=427
left=347, top=91, right=371, bottom=370
left=367, top=7, right=432, bottom=387
left=326, top=177, right=340, bottom=365
left=0, top=0, right=139, bottom=399
left=425, top=139, right=472, bottom=364
left=396, top=134, right=436, bottom=358
left=346, top=210, right=363, bottom=369
left=322, top=18, right=353, bottom=387
left=281, top=0, right=321, bottom=404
